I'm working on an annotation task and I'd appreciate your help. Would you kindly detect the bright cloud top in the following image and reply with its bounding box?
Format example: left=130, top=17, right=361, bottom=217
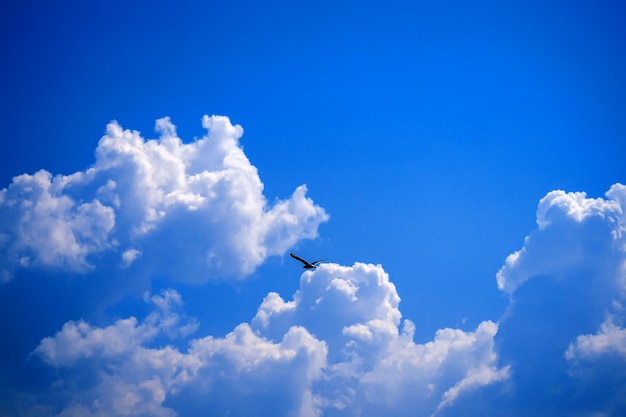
left=0, top=116, right=329, bottom=283
left=496, top=183, right=626, bottom=295
left=497, top=184, right=626, bottom=360
left=33, top=263, right=507, bottom=417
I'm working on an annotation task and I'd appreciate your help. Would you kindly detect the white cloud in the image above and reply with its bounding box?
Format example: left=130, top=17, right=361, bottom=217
left=0, top=170, right=115, bottom=278
left=35, top=289, right=196, bottom=367
left=566, top=316, right=626, bottom=361
left=29, top=263, right=505, bottom=417
left=33, top=293, right=328, bottom=417
left=32, top=290, right=201, bottom=417
left=251, top=263, right=506, bottom=416
left=0, top=115, right=329, bottom=282
left=496, top=184, right=625, bottom=294
left=184, top=323, right=328, bottom=417
left=435, top=363, right=509, bottom=416
left=121, top=248, right=141, bottom=266
left=346, top=319, right=508, bottom=417
left=481, top=183, right=626, bottom=416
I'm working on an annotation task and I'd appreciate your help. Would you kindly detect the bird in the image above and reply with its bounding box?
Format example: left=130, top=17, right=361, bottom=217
left=290, top=252, right=327, bottom=269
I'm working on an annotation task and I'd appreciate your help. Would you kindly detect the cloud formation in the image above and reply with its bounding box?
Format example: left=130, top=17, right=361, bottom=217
left=566, top=317, right=626, bottom=361
left=28, top=263, right=505, bottom=417
left=253, top=263, right=507, bottom=416
left=2, top=111, right=625, bottom=417
left=0, top=116, right=329, bottom=283
left=472, top=183, right=626, bottom=417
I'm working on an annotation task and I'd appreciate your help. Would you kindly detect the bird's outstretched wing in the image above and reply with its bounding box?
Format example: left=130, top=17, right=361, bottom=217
left=290, top=252, right=326, bottom=269
left=290, top=252, right=311, bottom=266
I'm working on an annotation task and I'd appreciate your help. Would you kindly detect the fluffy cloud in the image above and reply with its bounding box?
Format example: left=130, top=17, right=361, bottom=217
left=30, top=289, right=194, bottom=417
left=0, top=170, right=115, bottom=279
left=496, top=185, right=625, bottom=294
left=0, top=116, right=329, bottom=283
left=253, top=263, right=507, bottom=417
left=566, top=316, right=626, bottom=361
left=28, top=263, right=506, bottom=417
left=471, top=183, right=626, bottom=417
left=33, top=302, right=326, bottom=417
left=35, top=289, right=198, bottom=366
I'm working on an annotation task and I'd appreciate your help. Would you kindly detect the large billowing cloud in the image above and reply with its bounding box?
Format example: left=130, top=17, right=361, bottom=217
left=496, top=184, right=625, bottom=295
left=448, top=183, right=626, bottom=417
left=252, top=263, right=507, bottom=417
left=29, top=263, right=506, bottom=417
left=0, top=116, right=329, bottom=283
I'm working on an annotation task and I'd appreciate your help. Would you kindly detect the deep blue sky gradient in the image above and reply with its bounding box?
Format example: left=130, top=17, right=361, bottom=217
left=1, top=1, right=625, bottom=414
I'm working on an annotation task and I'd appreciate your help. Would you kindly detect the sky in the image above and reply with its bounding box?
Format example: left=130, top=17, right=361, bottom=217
left=1, top=1, right=625, bottom=416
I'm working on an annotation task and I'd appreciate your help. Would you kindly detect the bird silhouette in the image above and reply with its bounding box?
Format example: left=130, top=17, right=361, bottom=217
left=290, top=252, right=327, bottom=269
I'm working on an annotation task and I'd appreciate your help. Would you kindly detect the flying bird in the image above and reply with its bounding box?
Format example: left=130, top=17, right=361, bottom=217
left=290, top=252, right=327, bottom=269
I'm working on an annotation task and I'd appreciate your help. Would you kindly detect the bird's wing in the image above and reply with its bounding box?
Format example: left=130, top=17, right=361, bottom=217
left=311, top=258, right=328, bottom=266
left=290, top=252, right=309, bottom=265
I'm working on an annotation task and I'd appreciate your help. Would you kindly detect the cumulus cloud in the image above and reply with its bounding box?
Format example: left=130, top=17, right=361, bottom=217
left=472, top=183, right=626, bottom=417
left=253, top=262, right=506, bottom=417
left=0, top=170, right=115, bottom=278
left=28, top=263, right=506, bottom=417
left=0, top=115, right=329, bottom=283
left=566, top=316, right=626, bottom=361
left=30, top=289, right=197, bottom=417
left=34, top=313, right=325, bottom=417
left=35, top=289, right=198, bottom=366
left=496, top=184, right=625, bottom=294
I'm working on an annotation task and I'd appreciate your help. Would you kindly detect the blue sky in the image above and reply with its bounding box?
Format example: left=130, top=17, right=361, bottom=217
left=1, top=1, right=625, bottom=416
